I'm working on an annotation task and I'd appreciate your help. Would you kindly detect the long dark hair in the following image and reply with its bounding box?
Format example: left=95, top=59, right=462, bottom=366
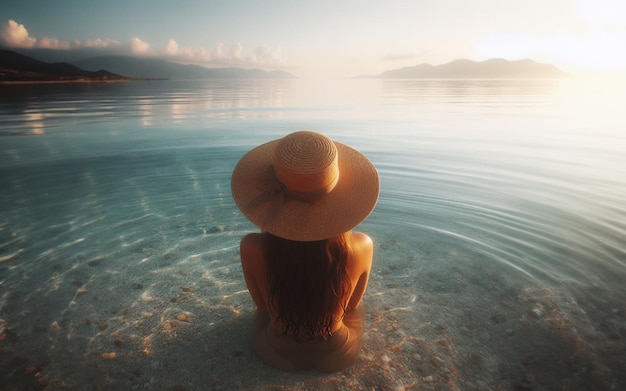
left=261, top=231, right=352, bottom=340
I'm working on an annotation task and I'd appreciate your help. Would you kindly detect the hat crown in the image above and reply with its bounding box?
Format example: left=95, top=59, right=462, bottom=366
left=231, top=130, right=379, bottom=241
left=273, top=131, right=339, bottom=195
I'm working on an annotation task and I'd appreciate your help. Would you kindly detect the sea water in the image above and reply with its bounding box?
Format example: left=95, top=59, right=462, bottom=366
left=0, top=78, right=625, bottom=390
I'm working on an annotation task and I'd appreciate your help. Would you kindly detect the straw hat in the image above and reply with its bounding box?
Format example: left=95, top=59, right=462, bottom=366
left=231, top=131, right=379, bottom=241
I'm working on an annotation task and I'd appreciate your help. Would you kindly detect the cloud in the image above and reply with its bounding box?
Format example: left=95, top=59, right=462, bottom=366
left=165, top=39, right=179, bottom=55
left=38, top=37, right=71, bottom=49
left=212, top=43, right=227, bottom=60
left=1, top=19, right=121, bottom=50
left=81, top=38, right=119, bottom=48
left=130, top=37, right=150, bottom=55
left=162, top=40, right=212, bottom=63
left=166, top=39, right=282, bottom=67
left=252, top=45, right=281, bottom=64
left=38, top=37, right=118, bottom=50
left=1, top=19, right=37, bottom=48
left=230, top=43, right=242, bottom=59
left=162, top=39, right=211, bottom=62
left=162, top=41, right=281, bottom=68
left=1, top=19, right=286, bottom=70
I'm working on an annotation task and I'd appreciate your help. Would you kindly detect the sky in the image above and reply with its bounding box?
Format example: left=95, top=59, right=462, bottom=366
left=1, top=0, right=625, bottom=78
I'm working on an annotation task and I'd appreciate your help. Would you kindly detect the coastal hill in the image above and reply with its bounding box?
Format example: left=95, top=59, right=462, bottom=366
left=71, top=56, right=296, bottom=80
left=0, top=50, right=131, bottom=82
left=0, top=49, right=297, bottom=81
left=363, top=58, right=567, bottom=79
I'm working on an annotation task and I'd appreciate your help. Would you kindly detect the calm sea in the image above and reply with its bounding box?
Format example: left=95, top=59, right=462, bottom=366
left=1, top=78, right=625, bottom=389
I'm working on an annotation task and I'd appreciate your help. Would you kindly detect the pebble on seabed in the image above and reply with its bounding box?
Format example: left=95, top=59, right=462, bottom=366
left=102, top=352, right=116, bottom=359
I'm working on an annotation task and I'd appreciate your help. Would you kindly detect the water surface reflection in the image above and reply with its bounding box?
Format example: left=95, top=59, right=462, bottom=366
left=1, top=78, right=625, bottom=389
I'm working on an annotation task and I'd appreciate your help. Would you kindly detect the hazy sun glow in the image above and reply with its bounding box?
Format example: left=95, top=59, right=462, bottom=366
left=473, top=0, right=626, bottom=76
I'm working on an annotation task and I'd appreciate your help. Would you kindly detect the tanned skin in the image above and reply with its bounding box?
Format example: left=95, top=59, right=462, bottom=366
left=240, top=231, right=373, bottom=371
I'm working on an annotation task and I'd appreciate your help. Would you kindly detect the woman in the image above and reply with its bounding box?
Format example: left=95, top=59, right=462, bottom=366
left=231, top=130, right=379, bottom=371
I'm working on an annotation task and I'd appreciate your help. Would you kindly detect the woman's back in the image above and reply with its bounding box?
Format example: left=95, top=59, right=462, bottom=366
left=240, top=231, right=373, bottom=371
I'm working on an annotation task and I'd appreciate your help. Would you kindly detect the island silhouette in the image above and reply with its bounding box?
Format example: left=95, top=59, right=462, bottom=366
left=361, top=58, right=567, bottom=79
left=1, top=49, right=296, bottom=82
left=0, top=50, right=130, bottom=82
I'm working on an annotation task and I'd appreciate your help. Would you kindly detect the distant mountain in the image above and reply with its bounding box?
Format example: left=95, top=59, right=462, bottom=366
left=363, top=59, right=568, bottom=79
left=71, top=56, right=297, bottom=79
left=0, top=50, right=131, bottom=82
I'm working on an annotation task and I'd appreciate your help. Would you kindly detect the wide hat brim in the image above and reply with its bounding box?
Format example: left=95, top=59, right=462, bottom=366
left=231, top=138, right=379, bottom=241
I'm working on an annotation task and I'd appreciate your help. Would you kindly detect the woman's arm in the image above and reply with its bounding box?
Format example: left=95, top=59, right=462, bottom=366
left=240, top=233, right=268, bottom=311
left=346, top=232, right=373, bottom=311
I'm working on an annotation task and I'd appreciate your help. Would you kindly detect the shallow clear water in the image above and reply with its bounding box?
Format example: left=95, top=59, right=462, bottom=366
left=1, top=79, right=625, bottom=390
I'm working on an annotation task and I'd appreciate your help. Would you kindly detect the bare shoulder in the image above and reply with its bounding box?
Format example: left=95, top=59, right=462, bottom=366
left=349, top=231, right=373, bottom=269
left=345, top=232, right=373, bottom=311
left=240, top=233, right=264, bottom=272
left=241, top=232, right=262, bottom=250
left=350, top=232, right=373, bottom=253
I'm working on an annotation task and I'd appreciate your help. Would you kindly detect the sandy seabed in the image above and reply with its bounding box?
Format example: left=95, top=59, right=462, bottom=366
left=1, top=153, right=624, bottom=391
left=1, top=219, right=624, bottom=391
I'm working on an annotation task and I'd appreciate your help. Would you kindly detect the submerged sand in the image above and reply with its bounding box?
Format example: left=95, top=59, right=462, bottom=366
left=1, top=220, right=623, bottom=390
left=1, top=142, right=624, bottom=390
